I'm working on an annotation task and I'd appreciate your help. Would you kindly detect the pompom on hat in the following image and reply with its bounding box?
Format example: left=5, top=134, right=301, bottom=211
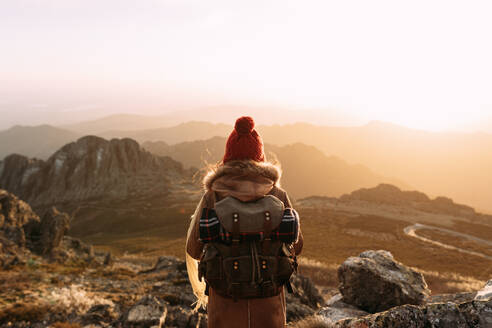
left=223, top=116, right=265, bottom=163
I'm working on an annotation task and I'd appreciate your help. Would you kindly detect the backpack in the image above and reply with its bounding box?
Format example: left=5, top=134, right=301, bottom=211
left=197, top=192, right=299, bottom=300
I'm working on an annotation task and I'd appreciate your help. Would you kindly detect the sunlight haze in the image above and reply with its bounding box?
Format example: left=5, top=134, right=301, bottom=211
left=1, top=0, right=492, bottom=131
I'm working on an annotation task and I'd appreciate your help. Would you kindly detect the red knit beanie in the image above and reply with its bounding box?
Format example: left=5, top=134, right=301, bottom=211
left=223, top=116, right=265, bottom=163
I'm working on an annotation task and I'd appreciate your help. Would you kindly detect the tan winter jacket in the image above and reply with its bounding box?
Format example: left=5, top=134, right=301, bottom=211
left=186, top=160, right=303, bottom=328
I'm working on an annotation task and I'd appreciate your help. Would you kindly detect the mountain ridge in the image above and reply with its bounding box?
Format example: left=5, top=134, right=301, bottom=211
left=0, top=135, right=195, bottom=209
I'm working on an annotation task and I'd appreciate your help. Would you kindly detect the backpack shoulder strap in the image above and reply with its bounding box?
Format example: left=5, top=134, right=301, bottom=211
left=204, top=190, right=217, bottom=208
left=268, top=185, right=291, bottom=207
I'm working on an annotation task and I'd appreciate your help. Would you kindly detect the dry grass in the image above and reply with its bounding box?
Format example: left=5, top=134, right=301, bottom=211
left=93, top=266, right=138, bottom=280
left=0, top=269, right=44, bottom=293
left=414, top=267, right=486, bottom=294
left=452, top=219, right=492, bottom=240
left=297, top=258, right=339, bottom=288
left=417, top=228, right=492, bottom=257
left=50, top=323, right=82, bottom=328
left=0, top=302, right=53, bottom=324
left=47, top=284, right=114, bottom=314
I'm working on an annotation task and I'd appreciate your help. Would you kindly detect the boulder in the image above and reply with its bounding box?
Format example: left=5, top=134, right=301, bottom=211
left=338, top=250, right=430, bottom=313
left=122, top=295, right=167, bottom=328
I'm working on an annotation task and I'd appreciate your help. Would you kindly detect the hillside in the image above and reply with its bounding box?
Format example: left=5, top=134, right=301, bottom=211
left=0, top=125, right=80, bottom=160
left=142, top=137, right=409, bottom=199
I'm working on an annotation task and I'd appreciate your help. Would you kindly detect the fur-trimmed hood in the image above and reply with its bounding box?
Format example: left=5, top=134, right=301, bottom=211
left=203, top=160, right=281, bottom=201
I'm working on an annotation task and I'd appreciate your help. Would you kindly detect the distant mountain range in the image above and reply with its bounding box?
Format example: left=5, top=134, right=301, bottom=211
left=61, top=113, right=176, bottom=135
left=99, top=121, right=232, bottom=143
left=0, top=125, right=80, bottom=160
left=2, top=117, right=492, bottom=211
left=143, top=137, right=408, bottom=199
left=0, top=132, right=403, bottom=203
left=53, top=106, right=360, bottom=134
left=70, top=118, right=492, bottom=212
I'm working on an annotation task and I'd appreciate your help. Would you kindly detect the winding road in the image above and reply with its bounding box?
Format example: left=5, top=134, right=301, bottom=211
left=404, top=223, right=492, bottom=260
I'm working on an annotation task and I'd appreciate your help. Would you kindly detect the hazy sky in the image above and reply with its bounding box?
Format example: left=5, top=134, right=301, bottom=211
left=1, top=0, right=492, bottom=131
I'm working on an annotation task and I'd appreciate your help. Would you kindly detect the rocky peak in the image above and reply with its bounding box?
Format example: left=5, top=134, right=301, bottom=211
left=0, top=136, right=193, bottom=207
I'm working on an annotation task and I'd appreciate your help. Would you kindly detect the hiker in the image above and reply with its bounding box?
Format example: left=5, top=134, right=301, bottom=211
left=186, top=116, right=303, bottom=328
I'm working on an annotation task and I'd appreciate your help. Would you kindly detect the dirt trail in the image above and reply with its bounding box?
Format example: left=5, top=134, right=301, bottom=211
left=404, top=223, right=492, bottom=260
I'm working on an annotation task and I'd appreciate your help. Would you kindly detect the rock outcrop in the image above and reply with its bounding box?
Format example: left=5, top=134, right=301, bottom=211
left=0, top=136, right=195, bottom=207
left=337, top=250, right=430, bottom=313
left=30, top=207, right=70, bottom=255
left=0, top=189, right=100, bottom=268
left=0, top=189, right=41, bottom=267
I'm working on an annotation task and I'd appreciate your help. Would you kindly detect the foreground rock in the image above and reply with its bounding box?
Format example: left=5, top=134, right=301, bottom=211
left=0, top=189, right=40, bottom=267
left=331, top=298, right=492, bottom=328
left=0, top=189, right=103, bottom=268
left=316, top=294, right=369, bottom=324
left=122, top=295, right=167, bottom=328
left=292, top=257, right=492, bottom=328
left=338, top=250, right=430, bottom=313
